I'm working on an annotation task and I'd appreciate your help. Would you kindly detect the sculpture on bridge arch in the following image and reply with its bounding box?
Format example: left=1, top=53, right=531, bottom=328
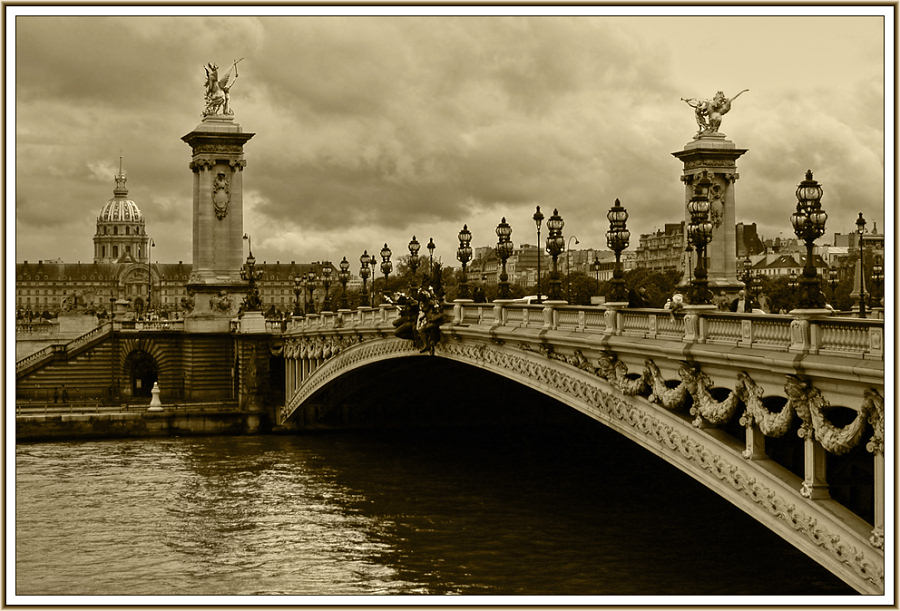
left=389, top=285, right=445, bottom=355
left=681, top=89, right=749, bottom=135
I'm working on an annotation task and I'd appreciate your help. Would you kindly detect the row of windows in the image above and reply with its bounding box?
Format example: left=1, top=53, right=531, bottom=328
left=98, top=245, right=143, bottom=259
left=100, top=225, right=143, bottom=236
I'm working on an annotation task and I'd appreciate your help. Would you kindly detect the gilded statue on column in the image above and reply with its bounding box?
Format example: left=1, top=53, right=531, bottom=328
left=681, top=89, right=749, bottom=136
left=203, top=58, right=244, bottom=117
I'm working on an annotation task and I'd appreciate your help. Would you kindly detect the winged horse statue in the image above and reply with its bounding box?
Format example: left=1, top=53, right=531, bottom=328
left=203, top=58, right=243, bottom=117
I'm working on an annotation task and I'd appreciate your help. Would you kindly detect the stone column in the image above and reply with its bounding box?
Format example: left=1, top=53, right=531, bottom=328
left=672, top=134, right=747, bottom=294
left=182, top=115, right=255, bottom=332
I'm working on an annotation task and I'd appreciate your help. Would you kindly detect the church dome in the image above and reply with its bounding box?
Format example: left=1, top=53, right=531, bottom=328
left=99, top=197, right=143, bottom=223
left=98, top=164, right=143, bottom=222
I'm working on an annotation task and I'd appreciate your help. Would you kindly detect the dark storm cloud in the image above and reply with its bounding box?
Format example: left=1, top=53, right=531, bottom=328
left=12, top=13, right=887, bottom=265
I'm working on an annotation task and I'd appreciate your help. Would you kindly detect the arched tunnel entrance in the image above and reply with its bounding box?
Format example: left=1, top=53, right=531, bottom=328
left=125, top=350, right=157, bottom=399
left=289, top=357, right=853, bottom=594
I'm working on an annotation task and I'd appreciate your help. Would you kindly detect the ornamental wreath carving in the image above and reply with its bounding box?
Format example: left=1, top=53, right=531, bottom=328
left=212, top=172, right=230, bottom=220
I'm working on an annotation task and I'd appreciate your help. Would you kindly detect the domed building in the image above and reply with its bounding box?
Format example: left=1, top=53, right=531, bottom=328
left=93, top=161, right=148, bottom=264
left=16, top=159, right=331, bottom=320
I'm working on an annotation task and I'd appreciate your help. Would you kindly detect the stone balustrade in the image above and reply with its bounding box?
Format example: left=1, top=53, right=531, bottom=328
left=280, top=302, right=883, bottom=360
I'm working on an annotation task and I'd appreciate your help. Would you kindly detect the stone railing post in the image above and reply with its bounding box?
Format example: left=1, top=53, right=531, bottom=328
left=577, top=309, right=585, bottom=332
left=602, top=301, right=628, bottom=335
left=682, top=304, right=715, bottom=343
left=492, top=299, right=515, bottom=327
left=789, top=309, right=829, bottom=353
left=868, top=326, right=884, bottom=358
left=542, top=305, right=555, bottom=330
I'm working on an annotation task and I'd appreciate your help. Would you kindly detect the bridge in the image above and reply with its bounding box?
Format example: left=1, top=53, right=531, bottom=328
left=279, top=301, right=884, bottom=595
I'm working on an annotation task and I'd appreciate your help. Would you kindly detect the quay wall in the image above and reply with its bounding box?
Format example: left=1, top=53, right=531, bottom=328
left=16, top=408, right=265, bottom=442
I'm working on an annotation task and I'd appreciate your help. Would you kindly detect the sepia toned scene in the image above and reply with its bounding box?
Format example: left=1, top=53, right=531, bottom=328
left=10, top=8, right=890, bottom=602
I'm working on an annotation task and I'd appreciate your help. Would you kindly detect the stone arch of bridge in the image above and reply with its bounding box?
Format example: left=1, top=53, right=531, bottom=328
left=282, top=336, right=882, bottom=595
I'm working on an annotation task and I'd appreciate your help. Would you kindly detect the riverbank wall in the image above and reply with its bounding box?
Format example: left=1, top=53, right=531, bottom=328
left=16, top=406, right=268, bottom=442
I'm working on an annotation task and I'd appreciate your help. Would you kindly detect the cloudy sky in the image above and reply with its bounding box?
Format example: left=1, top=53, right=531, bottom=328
left=9, top=8, right=890, bottom=270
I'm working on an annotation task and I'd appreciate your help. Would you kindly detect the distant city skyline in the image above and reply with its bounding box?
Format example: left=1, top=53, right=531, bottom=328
left=10, top=8, right=891, bottom=268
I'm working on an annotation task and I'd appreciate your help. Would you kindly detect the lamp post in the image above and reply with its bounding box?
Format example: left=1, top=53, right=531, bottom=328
left=305, top=270, right=316, bottom=314
left=566, top=236, right=579, bottom=303
left=855, top=212, right=867, bottom=318
left=789, top=170, right=828, bottom=309
left=456, top=225, right=473, bottom=299
left=684, top=244, right=694, bottom=282
left=239, top=248, right=263, bottom=312
left=742, top=255, right=753, bottom=292
left=427, top=237, right=436, bottom=285
left=828, top=265, right=839, bottom=302
left=380, top=243, right=392, bottom=303
left=687, top=173, right=713, bottom=305
left=369, top=253, right=378, bottom=305
left=590, top=255, right=601, bottom=296
left=321, top=263, right=333, bottom=311
left=147, top=237, right=155, bottom=314
left=293, top=274, right=303, bottom=316
left=338, top=256, right=350, bottom=309
left=545, top=209, right=565, bottom=301
left=407, top=236, right=420, bottom=287
left=605, top=199, right=630, bottom=303
left=533, top=206, right=544, bottom=303
left=496, top=217, right=513, bottom=299
left=872, top=254, right=883, bottom=308
left=359, top=251, right=371, bottom=307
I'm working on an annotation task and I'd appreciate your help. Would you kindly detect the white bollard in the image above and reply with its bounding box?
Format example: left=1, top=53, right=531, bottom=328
left=147, top=381, right=163, bottom=411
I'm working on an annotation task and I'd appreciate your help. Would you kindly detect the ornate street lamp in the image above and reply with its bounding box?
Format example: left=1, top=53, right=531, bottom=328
left=545, top=209, right=565, bottom=301
left=742, top=255, right=753, bottom=288
left=456, top=224, right=473, bottom=299
left=496, top=217, right=513, bottom=299
left=605, top=199, right=630, bottom=303
left=872, top=254, right=883, bottom=308
left=828, top=265, right=839, bottom=302
left=380, top=243, right=392, bottom=303
left=359, top=251, right=371, bottom=307
left=855, top=212, right=867, bottom=317
left=240, top=248, right=263, bottom=312
left=305, top=269, right=317, bottom=314
left=687, top=173, right=713, bottom=305
left=684, top=244, right=694, bottom=282
left=338, top=256, right=351, bottom=309
left=566, top=236, right=579, bottom=303
left=321, top=263, right=333, bottom=311
left=293, top=274, right=303, bottom=316
left=533, top=206, right=544, bottom=303
left=427, top=237, right=436, bottom=283
left=789, top=170, right=828, bottom=309
left=147, top=237, right=155, bottom=313
left=369, top=252, right=378, bottom=305
left=590, top=255, right=601, bottom=296
left=408, top=236, right=421, bottom=285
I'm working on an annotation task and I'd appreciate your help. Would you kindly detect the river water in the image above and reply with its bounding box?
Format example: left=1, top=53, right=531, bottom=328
left=15, top=423, right=853, bottom=599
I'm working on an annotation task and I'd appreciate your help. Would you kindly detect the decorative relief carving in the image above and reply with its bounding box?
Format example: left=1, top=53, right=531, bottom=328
left=212, top=171, right=231, bottom=220
left=736, top=371, right=793, bottom=437
left=784, top=375, right=869, bottom=455
left=209, top=290, right=233, bottom=313
left=680, top=364, right=740, bottom=427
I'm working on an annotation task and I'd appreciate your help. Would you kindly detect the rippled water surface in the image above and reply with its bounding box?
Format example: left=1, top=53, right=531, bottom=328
left=16, top=425, right=853, bottom=597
